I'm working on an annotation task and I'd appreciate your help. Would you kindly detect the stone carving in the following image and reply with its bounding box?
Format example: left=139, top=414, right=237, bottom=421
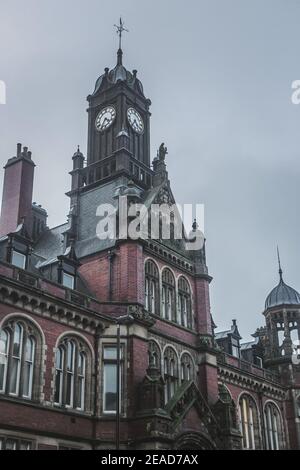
left=158, top=143, right=168, bottom=161
left=127, top=304, right=155, bottom=325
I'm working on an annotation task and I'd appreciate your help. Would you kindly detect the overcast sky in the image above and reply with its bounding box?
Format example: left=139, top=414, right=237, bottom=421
left=0, top=0, right=300, bottom=340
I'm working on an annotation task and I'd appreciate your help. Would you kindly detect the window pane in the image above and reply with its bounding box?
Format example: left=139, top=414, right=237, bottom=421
left=66, top=372, right=73, bottom=406
left=0, top=358, right=6, bottom=392
left=11, top=251, right=26, bottom=269
left=25, top=338, right=34, bottom=362
left=76, top=377, right=84, bottom=409
left=78, top=352, right=85, bottom=375
left=104, top=347, right=117, bottom=360
left=67, top=342, right=74, bottom=370
left=62, top=272, right=75, bottom=290
left=56, top=348, right=63, bottom=369
left=0, top=330, right=8, bottom=354
left=0, top=330, right=8, bottom=392
left=22, top=363, right=34, bottom=399
left=104, top=363, right=117, bottom=412
left=13, top=324, right=22, bottom=357
left=8, top=358, right=19, bottom=394
left=54, top=370, right=62, bottom=404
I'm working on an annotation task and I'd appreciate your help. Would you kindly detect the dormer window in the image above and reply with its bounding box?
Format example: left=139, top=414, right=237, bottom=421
left=62, top=272, right=75, bottom=290
left=11, top=250, right=26, bottom=270
left=57, top=247, right=80, bottom=291
left=231, top=338, right=240, bottom=358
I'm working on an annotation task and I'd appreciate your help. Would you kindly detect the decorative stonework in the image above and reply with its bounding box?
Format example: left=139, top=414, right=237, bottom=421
left=127, top=304, right=156, bottom=326
left=0, top=276, right=107, bottom=334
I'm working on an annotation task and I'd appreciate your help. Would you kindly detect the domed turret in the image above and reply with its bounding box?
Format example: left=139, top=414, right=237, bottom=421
left=265, top=255, right=300, bottom=309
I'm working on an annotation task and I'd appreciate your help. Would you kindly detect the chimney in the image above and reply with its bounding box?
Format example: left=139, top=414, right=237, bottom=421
left=0, top=143, right=35, bottom=237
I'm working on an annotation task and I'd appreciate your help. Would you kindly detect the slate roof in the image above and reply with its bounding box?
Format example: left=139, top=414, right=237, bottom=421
left=265, top=275, right=300, bottom=310
left=34, top=223, right=68, bottom=260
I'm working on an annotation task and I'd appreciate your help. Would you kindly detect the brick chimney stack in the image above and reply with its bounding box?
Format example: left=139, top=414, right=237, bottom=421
left=0, top=143, right=35, bottom=237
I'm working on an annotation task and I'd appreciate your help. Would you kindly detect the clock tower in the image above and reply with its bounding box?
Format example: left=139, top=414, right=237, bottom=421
left=85, top=20, right=152, bottom=189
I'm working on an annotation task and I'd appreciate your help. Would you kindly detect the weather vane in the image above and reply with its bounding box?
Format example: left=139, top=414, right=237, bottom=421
left=114, top=17, right=129, bottom=50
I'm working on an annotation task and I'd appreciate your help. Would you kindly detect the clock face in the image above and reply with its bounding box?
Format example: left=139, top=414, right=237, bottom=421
left=95, top=106, right=116, bottom=132
left=127, top=107, right=144, bottom=134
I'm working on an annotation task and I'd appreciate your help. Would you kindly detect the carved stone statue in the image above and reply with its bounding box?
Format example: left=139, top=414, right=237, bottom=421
left=158, top=142, right=168, bottom=161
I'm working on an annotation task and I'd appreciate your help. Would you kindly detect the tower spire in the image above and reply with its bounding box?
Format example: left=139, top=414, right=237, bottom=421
left=114, top=17, right=129, bottom=65
left=277, top=246, right=283, bottom=281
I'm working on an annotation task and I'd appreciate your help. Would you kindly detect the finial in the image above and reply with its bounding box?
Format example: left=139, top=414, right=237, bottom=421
left=192, top=219, right=198, bottom=231
left=114, top=17, right=129, bottom=64
left=277, top=246, right=283, bottom=281
left=77, top=145, right=80, bottom=152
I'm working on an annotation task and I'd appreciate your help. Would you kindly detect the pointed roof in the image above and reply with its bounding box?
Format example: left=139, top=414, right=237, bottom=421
left=92, top=42, right=144, bottom=98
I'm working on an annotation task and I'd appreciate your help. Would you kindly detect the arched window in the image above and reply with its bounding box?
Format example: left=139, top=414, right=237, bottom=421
left=148, top=341, right=161, bottom=371
left=180, top=353, right=194, bottom=383
left=162, top=269, right=176, bottom=322
left=238, top=394, right=261, bottom=450
left=163, top=347, right=178, bottom=403
left=145, top=260, right=159, bottom=315
left=54, top=337, right=89, bottom=411
left=264, top=402, right=285, bottom=450
left=0, top=319, right=40, bottom=400
left=178, top=277, right=192, bottom=329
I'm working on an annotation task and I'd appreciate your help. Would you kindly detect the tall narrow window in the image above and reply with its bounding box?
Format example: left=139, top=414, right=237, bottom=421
left=145, top=278, right=149, bottom=311
left=65, top=341, right=75, bottom=407
left=264, top=403, right=284, bottom=450
left=239, top=395, right=260, bottom=450
left=178, top=277, right=192, bottom=328
left=103, top=346, right=123, bottom=414
left=54, top=347, right=64, bottom=405
left=145, top=260, right=159, bottom=315
left=162, top=269, right=175, bottom=322
left=0, top=330, right=9, bottom=393
left=54, top=338, right=89, bottom=411
left=22, top=337, right=35, bottom=398
left=9, top=323, right=23, bottom=395
left=76, top=352, right=86, bottom=410
left=163, top=347, right=178, bottom=404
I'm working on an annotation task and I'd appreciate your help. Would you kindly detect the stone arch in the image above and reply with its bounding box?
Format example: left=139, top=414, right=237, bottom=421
left=175, top=431, right=216, bottom=450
